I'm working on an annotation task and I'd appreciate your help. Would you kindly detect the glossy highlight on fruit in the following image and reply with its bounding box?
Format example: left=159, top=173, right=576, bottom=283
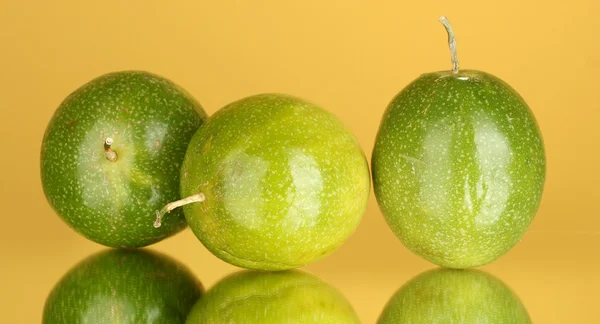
left=41, top=71, right=207, bottom=247
left=186, top=270, right=360, bottom=324
left=179, top=93, right=370, bottom=270
left=372, top=18, right=546, bottom=268
left=43, top=249, right=204, bottom=324
left=378, top=268, right=531, bottom=323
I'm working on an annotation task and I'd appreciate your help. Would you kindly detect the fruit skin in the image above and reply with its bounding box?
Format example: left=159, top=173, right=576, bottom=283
left=372, top=70, right=545, bottom=268
left=377, top=268, right=531, bottom=323
left=41, top=71, right=207, bottom=247
left=186, top=270, right=360, bottom=324
left=43, top=248, right=204, bottom=324
left=180, top=93, right=370, bottom=270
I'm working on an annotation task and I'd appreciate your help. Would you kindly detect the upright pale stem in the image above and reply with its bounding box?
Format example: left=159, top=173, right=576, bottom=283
left=104, top=137, right=118, bottom=162
left=154, top=193, right=206, bottom=228
left=439, top=16, right=459, bottom=73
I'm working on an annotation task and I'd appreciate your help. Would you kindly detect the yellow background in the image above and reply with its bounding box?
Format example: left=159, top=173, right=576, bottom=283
left=1, top=1, right=599, bottom=322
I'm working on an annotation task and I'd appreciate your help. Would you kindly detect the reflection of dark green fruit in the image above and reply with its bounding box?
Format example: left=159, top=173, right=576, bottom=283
left=186, top=270, right=359, bottom=324
left=378, top=268, right=531, bottom=323
left=43, top=249, right=204, bottom=324
left=177, top=94, right=370, bottom=270
left=41, top=71, right=207, bottom=247
left=372, top=19, right=545, bottom=268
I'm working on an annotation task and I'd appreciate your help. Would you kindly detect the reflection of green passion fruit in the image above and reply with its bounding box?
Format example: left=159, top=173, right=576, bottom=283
left=378, top=268, right=531, bottom=323
left=43, top=249, right=204, bottom=324
left=186, top=270, right=360, bottom=324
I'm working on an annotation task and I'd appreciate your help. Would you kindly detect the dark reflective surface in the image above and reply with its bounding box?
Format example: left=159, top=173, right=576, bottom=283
left=43, top=249, right=204, bottom=324
left=378, top=268, right=531, bottom=323
left=185, top=270, right=360, bottom=323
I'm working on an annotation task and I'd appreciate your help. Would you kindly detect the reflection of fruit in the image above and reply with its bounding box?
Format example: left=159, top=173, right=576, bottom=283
left=169, top=93, right=370, bottom=270
left=378, top=268, right=531, bottom=323
left=43, top=249, right=204, bottom=324
left=41, top=71, right=207, bottom=247
left=186, top=270, right=359, bottom=324
left=372, top=18, right=545, bottom=268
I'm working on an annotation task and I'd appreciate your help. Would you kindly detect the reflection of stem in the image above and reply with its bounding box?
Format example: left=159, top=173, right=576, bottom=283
left=104, top=137, right=118, bottom=162
left=154, top=193, right=206, bottom=228
left=439, top=16, right=459, bottom=73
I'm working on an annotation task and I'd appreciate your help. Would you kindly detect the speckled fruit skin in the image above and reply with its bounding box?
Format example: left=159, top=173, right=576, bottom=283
left=185, top=270, right=360, bottom=324
left=43, top=249, right=204, bottom=324
left=180, top=94, right=370, bottom=270
left=41, top=71, right=207, bottom=247
left=372, top=70, right=545, bottom=268
left=377, top=268, right=531, bottom=323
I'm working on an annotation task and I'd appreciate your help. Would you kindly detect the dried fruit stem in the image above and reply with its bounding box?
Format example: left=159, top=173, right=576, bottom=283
left=439, top=16, right=459, bottom=73
left=104, top=137, right=118, bottom=162
left=154, top=193, right=206, bottom=228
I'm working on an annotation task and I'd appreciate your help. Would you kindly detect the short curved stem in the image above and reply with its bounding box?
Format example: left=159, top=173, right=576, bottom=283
left=154, top=193, right=206, bottom=228
left=439, top=16, right=459, bottom=73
